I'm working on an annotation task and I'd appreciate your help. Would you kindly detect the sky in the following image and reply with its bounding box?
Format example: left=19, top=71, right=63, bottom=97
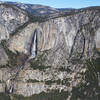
left=1, top=0, right=100, bottom=8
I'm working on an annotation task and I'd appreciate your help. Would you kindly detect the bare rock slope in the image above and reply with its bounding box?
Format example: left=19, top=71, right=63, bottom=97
left=0, top=3, right=100, bottom=100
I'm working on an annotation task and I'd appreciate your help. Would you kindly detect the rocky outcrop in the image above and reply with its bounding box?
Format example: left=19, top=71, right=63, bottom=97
left=0, top=3, right=100, bottom=100
left=8, top=9, right=100, bottom=64
left=0, top=46, right=8, bottom=65
left=95, top=28, right=100, bottom=49
left=0, top=4, right=28, bottom=41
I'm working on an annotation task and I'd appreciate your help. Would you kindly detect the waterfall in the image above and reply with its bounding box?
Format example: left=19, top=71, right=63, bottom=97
left=9, top=82, right=14, bottom=94
left=30, top=29, right=37, bottom=58
left=97, top=72, right=100, bottom=86
left=5, top=79, right=14, bottom=94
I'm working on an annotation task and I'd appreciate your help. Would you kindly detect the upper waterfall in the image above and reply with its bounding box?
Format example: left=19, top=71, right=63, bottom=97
left=31, top=29, right=38, bottom=58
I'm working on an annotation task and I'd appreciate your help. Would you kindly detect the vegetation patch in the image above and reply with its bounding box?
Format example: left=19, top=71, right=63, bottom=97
left=58, top=66, right=71, bottom=72
left=97, top=48, right=100, bottom=52
left=27, top=79, right=40, bottom=83
left=71, top=59, right=100, bottom=100
left=0, top=80, right=2, bottom=83
left=13, top=90, right=69, bottom=100
left=29, top=15, right=48, bottom=23
left=45, top=78, right=70, bottom=86
left=30, top=61, right=51, bottom=71
left=71, top=59, right=83, bottom=64
left=0, top=93, right=11, bottom=100
left=30, top=51, right=51, bottom=71
left=0, top=65, right=7, bottom=68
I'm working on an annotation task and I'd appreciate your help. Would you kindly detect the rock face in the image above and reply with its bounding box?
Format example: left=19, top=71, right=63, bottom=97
left=0, top=3, right=100, bottom=100
left=0, top=4, right=28, bottom=40
left=0, top=46, right=8, bottom=65
left=95, top=28, right=100, bottom=49
left=8, top=9, right=100, bottom=64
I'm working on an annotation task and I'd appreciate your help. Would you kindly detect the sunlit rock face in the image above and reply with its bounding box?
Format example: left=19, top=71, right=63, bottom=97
left=8, top=9, right=100, bottom=59
left=0, top=46, right=8, bottom=65
left=0, top=4, right=28, bottom=40
left=95, top=28, right=100, bottom=51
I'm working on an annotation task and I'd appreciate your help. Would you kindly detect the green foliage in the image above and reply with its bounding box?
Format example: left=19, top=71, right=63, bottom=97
left=13, top=90, right=69, bottom=100
left=30, top=58, right=51, bottom=70
left=0, top=93, right=11, bottom=100
left=94, top=48, right=100, bottom=56
left=0, top=80, right=2, bottom=83
left=85, top=59, right=98, bottom=87
left=71, top=83, right=99, bottom=100
left=30, top=52, right=51, bottom=70
left=71, top=59, right=83, bottom=64
left=71, top=59, right=100, bottom=100
left=58, top=66, right=71, bottom=72
left=29, top=15, right=48, bottom=23
left=27, top=79, right=39, bottom=83
left=92, top=49, right=100, bottom=72
left=92, top=58, right=100, bottom=72
left=30, top=63, right=51, bottom=71
left=0, top=65, right=7, bottom=68
left=45, top=80, right=60, bottom=85
left=45, top=78, right=70, bottom=86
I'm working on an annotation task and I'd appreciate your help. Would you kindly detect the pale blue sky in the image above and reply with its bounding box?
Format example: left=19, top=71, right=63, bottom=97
left=1, top=0, right=100, bottom=8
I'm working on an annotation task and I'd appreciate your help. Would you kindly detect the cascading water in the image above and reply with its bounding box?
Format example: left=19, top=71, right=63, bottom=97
left=5, top=79, right=14, bottom=94
left=9, top=81, right=14, bottom=94
left=4, top=29, right=38, bottom=94
left=30, top=29, right=38, bottom=58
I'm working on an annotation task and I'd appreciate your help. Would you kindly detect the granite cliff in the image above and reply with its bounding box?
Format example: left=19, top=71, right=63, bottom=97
left=0, top=3, right=100, bottom=100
